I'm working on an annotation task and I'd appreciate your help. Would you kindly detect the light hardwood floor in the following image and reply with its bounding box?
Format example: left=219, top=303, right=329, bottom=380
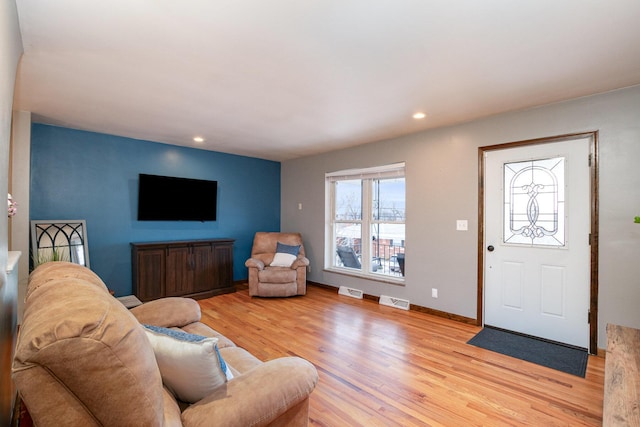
left=198, top=285, right=604, bottom=426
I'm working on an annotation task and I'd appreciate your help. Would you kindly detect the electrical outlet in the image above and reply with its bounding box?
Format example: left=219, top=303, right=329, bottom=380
left=432, top=288, right=438, bottom=298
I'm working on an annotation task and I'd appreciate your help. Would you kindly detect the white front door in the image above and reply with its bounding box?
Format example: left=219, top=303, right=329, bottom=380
left=484, top=136, right=592, bottom=348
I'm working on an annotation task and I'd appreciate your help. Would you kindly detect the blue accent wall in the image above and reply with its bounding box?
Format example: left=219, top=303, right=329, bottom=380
left=30, top=124, right=281, bottom=296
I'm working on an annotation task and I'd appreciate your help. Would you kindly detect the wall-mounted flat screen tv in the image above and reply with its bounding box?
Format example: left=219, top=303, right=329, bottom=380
left=137, top=174, right=217, bottom=221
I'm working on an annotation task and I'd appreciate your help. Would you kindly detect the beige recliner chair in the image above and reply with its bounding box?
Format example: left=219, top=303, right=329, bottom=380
left=245, top=232, right=309, bottom=297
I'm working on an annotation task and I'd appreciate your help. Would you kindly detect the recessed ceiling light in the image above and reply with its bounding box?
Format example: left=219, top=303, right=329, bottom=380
left=412, top=112, right=426, bottom=120
left=193, top=136, right=205, bottom=143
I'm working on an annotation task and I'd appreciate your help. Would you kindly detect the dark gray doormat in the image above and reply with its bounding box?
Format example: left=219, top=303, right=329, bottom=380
left=467, top=326, right=588, bottom=377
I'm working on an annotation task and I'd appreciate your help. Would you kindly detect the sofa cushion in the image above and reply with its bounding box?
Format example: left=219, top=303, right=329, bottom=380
left=256, top=282, right=298, bottom=297
left=259, top=267, right=297, bottom=283
left=143, top=325, right=233, bottom=403
left=219, top=346, right=263, bottom=376
left=130, top=297, right=202, bottom=327
left=179, top=321, right=237, bottom=349
left=25, top=261, right=108, bottom=301
left=270, top=242, right=301, bottom=267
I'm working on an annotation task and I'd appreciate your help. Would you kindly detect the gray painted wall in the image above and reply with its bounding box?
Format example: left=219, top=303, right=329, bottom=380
left=282, top=85, right=640, bottom=349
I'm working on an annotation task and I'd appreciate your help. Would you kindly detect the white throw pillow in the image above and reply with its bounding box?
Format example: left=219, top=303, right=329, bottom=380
left=270, top=242, right=301, bottom=267
left=271, top=252, right=297, bottom=267
left=143, top=324, right=233, bottom=403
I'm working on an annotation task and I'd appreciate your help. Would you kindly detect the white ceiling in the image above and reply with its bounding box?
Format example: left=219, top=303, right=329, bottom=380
left=13, top=0, right=640, bottom=161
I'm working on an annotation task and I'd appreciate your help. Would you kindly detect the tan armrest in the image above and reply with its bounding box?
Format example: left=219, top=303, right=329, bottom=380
left=181, top=357, right=318, bottom=426
left=291, top=256, right=310, bottom=269
left=244, top=257, right=265, bottom=270
left=130, top=297, right=201, bottom=327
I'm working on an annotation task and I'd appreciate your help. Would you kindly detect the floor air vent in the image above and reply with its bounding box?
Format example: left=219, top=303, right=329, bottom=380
left=379, top=295, right=410, bottom=310
left=338, top=286, right=364, bottom=299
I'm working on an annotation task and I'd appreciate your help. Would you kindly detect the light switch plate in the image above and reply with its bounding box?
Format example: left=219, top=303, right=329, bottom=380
left=456, top=220, right=468, bottom=231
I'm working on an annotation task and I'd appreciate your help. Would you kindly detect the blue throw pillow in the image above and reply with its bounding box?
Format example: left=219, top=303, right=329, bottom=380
left=270, top=242, right=301, bottom=267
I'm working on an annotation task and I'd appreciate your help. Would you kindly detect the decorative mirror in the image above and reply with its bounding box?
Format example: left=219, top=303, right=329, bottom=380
left=31, top=220, right=90, bottom=268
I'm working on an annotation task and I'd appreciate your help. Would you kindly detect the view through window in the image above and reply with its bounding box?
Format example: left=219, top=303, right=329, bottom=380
left=327, top=163, right=405, bottom=279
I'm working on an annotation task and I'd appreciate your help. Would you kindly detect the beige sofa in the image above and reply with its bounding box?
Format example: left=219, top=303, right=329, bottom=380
left=12, top=262, right=318, bottom=426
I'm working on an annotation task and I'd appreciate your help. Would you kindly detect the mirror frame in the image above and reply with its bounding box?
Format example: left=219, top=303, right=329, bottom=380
left=31, top=220, right=90, bottom=268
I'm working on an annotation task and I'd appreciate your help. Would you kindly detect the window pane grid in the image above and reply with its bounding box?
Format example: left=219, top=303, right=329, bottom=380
left=334, top=179, right=362, bottom=221
left=328, top=165, right=405, bottom=278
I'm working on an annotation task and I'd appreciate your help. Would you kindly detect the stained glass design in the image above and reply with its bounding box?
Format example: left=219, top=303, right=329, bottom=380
left=503, top=157, right=565, bottom=246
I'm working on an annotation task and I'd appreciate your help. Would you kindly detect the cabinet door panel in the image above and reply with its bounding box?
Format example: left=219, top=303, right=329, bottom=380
left=193, top=244, right=214, bottom=293
left=166, top=247, right=193, bottom=297
left=213, top=244, right=233, bottom=290
left=136, top=249, right=165, bottom=301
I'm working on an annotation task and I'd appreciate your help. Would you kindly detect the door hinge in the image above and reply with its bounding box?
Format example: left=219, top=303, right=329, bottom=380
left=589, top=233, right=592, bottom=245
left=588, top=153, right=592, bottom=167
left=587, top=310, right=591, bottom=324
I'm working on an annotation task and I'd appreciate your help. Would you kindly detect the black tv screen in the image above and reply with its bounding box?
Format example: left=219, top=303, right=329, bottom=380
left=137, top=174, right=217, bottom=221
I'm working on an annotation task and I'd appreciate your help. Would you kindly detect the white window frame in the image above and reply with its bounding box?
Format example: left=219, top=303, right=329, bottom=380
left=325, top=162, right=405, bottom=283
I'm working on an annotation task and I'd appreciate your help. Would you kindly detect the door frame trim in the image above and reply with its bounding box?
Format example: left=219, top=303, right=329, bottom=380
left=477, top=131, right=599, bottom=354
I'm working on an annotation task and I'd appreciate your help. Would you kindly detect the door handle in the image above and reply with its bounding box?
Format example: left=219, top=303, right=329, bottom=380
left=487, top=245, right=495, bottom=252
